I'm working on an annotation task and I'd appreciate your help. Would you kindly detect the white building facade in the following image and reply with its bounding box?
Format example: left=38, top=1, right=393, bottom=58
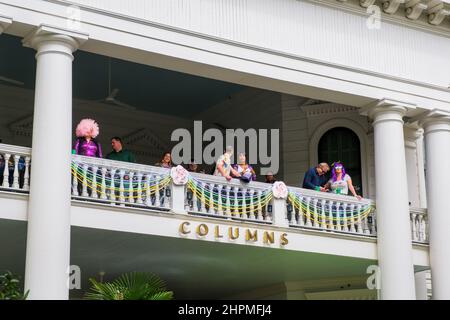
left=0, top=0, right=449, bottom=300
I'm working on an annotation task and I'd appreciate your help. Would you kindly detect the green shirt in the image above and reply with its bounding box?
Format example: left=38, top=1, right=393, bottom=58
left=106, top=149, right=136, bottom=163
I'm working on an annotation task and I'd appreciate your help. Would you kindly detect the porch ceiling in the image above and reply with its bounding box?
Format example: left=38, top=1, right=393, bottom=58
left=0, top=34, right=245, bottom=118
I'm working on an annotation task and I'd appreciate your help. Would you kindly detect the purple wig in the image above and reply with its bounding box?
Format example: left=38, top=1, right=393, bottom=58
left=331, top=162, right=346, bottom=182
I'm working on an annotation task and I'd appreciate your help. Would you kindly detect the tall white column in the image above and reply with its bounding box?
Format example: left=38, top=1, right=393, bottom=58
left=368, top=100, right=416, bottom=300
left=420, top=110, right=450, bottom=300
left=22, top=25, right=87, bottom=300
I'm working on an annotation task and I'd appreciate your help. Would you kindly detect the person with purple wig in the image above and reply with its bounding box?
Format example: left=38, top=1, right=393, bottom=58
left=73, top=118, right=103, bottom=158
left=325, top=162, right=361, bottom=200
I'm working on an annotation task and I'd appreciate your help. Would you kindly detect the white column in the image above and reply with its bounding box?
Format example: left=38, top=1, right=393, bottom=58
left=368, top=100, right=416, bottom=300
left=22, top=25, right=87, bottom=300
left=420, top=110, right=450, bottom=300
left=0, top=16, right=12, bottom=34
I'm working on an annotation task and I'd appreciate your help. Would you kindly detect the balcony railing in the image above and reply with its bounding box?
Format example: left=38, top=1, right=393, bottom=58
left=0, top=143, right=429, bottom=243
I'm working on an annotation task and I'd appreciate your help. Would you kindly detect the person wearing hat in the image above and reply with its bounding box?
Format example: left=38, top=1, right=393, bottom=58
left=232, top=153, right=256, bottom=183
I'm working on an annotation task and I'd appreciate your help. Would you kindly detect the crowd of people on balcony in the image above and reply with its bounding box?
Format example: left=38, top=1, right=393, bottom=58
left=0, top=118, right=360, bottom=198
left=69, top=118, right=361, bottom=199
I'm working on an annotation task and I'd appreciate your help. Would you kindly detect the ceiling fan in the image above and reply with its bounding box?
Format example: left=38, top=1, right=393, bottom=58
left=94, top=58, right=136, bottom=111
left=0, top=75, right=24, bottom=86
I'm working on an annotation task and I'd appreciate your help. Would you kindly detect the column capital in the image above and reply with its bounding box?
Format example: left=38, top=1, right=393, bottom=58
left=404, top=124, right=424, bottom=142
left=0, top=15, right=13, bottom=34
left=418, top=109, right=450, bottom=135
left=361, top=98, right=416, bottom=125
left=23, top=24, right=88, bottom=59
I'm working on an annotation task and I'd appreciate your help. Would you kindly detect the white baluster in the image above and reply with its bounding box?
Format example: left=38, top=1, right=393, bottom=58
left=208, top=184, right=215, bottom=214
left=306, top=199, right=317, bottom=227
left=136, top=172, right=143, bottom=204
left=81, top=164, right=89, bottom=197
left=298, top=196, right=310, bottom=227
left=191, top=182, right=199, bottom=212
left=417, top=214, right=424, bottom=242
left=233, top=186, right=239, bottom=218
left=199, top=181, right=206, bottom=213
left=217, top=184, right=223, bottom=215
left=342, top=203, right=349, bottom=232
left=225, top=185, right=231, bottom=218
left=154, top=174, right=161, bottom=208
left=411, top=213, right=417, bottom=241
left=2, top=153, right=10, bottom=188
left=163, top=180, right=171, bottom=209
left=249, top=189, right=255, bottom=220
left=24, top=156, right=30, bottom=191
left=356, top=204, right=363, bottom=234
left=370, top=211, right=377, bottom=235
left=349, top=204, right=356, bottom=233
left=257, top=190, right=263, bottom=221
left=145, top=174, right=151, bottom=206
left=71, top=161, right=79, bottom=196
left=288, top=200, right=295, bottom=225
left=109, top=168, right=116, bottom=202
left=119, top=170, right=125, bottom=204
left=328, top=200, right=334, bottom=231
left=91, top=166, right=98, bottom=199
left=13, top=155, right=20, bottom=189
left=320, top=199, right=326, bottom=230
left=100, top=167, right=107, bottom=200
left=127, top=171, right=134, bottom=204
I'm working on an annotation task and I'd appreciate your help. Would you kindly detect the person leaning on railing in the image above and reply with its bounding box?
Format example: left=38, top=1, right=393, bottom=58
left=302, top=162, right=330, bottom=192
left=324, top=162, right=362, bottom=200
left=213, top=146, right=241, bottom=182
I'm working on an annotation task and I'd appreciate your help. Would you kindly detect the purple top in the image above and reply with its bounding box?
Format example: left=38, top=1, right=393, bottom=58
left=232, top=164, right=257, bottom=181
left=74, top=138, right=102, bottom=158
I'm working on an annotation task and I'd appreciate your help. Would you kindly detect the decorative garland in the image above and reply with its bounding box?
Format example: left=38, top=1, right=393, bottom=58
left=71, top=162, right=171, bottom=199
left=186, top=176, right=273, bottom=215
left=287, top=191, right=375, bottom=228
left=71, top=162, right=373, bottom=223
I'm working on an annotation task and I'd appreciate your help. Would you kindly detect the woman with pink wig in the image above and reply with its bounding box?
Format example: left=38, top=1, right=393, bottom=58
left=73, top=119, right=103, bottom=158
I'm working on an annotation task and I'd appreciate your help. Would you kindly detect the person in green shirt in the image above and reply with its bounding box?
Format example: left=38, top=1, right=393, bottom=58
left=106, top=137, right=136, bottom=163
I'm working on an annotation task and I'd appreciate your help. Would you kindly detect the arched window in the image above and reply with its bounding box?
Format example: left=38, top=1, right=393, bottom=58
left=318, top=127, right=363, bottom=195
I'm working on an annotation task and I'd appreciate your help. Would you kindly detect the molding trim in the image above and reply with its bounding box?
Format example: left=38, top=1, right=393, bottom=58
left=301, top=103, right=359, bottom=118
left=22, top=23, right=89, bottom=51
left=0, top=15, right=12, bottom=34
left=36, top=0, right=450, bottom=97
left=9, top=114, right=33, bottom=137
left=299, top=0, right=450, bottom=30
left=123, top=128, right=169, bottom=161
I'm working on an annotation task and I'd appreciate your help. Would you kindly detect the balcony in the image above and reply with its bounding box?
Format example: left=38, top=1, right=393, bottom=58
left=0, top=143, right=429, bottom=244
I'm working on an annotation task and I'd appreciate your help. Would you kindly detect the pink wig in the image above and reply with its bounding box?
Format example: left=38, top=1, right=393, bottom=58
left=76, top=119, right=100, bottom=138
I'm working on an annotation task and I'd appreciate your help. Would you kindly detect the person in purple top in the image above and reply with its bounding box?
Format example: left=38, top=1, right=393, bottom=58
left=73, top=118, right=102, bottom=158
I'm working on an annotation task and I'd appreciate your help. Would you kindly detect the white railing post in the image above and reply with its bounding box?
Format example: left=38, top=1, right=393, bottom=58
left=171, top=183, right=187, bottom=214
left=2, top=153, right=10, bottom=188
left=24, top=156, right=30, bottom=191
left=136, top=172, right=143, bottom=204
left=273, top=198, right=289, bottom=228
left=12, top=155, right=20, bottom=189
left=100, top=167, right=107, bottom=200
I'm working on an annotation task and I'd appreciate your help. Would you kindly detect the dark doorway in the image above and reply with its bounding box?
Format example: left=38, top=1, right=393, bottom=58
left=318, top=127, right=362, bottom=195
